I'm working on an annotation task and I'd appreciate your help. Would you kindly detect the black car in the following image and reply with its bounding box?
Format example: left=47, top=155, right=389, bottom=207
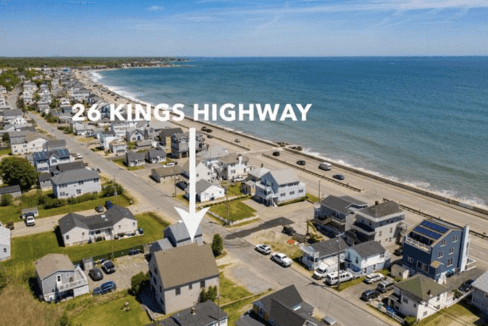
left=393, top=248, right=403, bottom=256
left=297, top=160, right=306, bottom=166
left=101, top=260, right=116, bottom=274
left=207, top=134, right=214, bottom=139
left=89, top=268, right=104, bottom=281
left=272, top=151, right=280, bottom=156
left=282, top=226, right=295, bottom=236
left=128, top=248, right=141, bottom=255
left=459, top=279, right=475, bottom=293
left=95, top=205, right=104, bottom=213
left=360, top=289, right=379, bottom=301
left=333, top=174, right=345, bottom=180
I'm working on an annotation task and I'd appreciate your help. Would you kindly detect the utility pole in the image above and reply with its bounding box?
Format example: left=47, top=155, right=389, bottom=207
left=318, top=179, right=321, bottom=200
left=113, top=175, right=118, bottom=205
left=336, top=233, right=343, bottom=290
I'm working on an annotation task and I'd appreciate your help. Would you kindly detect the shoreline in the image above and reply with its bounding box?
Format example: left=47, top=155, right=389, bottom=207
left=75, top=69, right=488, bottom=215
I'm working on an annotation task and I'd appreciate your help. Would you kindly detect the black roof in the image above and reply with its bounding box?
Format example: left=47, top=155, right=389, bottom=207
left=358, top=201, right=403, bottom=218
left=53, top=161, right=85, bottom=173
left=254, top=285, right=304, bottom=314
left=38, top=173, right=52, bottom=182
left=320, top=195, right=364, bottom=215
left=159, top=128, right=183, bottom=139
left=148, top=301, right=227, bottom=326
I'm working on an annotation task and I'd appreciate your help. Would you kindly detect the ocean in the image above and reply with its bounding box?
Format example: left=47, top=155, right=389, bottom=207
left=91, top=57, right=488, bottom=207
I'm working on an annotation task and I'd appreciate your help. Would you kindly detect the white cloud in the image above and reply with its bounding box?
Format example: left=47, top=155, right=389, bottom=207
left=148, top=5, right=163, bottom=11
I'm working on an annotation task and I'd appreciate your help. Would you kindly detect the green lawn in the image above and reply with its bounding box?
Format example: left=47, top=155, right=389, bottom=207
left=305, top=193, right=320, bottom=203
left=113, top=158, right=144, bottom=171
left=219, top=272, right=252, bottom=305
left=416, top=302, right=482, bottom=326
left=0, top=148, right=11, bottom=156
left=0, top=212, right=168, bottom=279
left=71, top=294, right=151, bottom=326
left=221, top=182, right=243, bottom=197
left=0, top=194, right=131, bottom=224
left=209, top=200, right=256, bottom=221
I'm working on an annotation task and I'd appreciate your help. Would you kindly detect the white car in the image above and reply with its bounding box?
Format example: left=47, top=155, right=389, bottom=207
left=25, top=216, right=36, bottom=226
left=255, top=244, right=271, bottom=255
left=76, top=153, right=83, bottom=159
left=271, top=253, right=293, bottom=267
left=364, top=273, right=384, bottom=284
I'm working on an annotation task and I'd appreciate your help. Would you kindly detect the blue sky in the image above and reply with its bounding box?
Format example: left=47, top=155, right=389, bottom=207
left=1, top=0, right=487, bottom=56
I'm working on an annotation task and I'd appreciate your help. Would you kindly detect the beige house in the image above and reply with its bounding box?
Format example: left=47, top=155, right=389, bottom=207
left=58, top=206, right=138, bottom=246
left=149, top=244, right=219, bottom=314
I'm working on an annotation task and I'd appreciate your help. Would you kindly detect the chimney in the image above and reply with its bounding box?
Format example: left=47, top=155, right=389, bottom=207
left=375, top=201, right=379, bottom=206
left=191, top=307, right=196, bottom=315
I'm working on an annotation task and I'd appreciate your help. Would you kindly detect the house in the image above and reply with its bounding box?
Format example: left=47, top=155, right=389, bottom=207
left=150, top=166, right=183, bottom=183
left=110, top=120, right=139, bottom=138
left=147, top=149, right=166, bottom=164
left=2, top=109, right=23, bottom=123
left=125, top=151, right=146, bottom=167
left=126, top=129, right=144, bottom=142
left=97, top=131, right=118, bottom=151
left=0, top=185, right=22, bottom=199
left=51, top=168, right=101, bottom=199
left=72, top=122, right=88, bottom=136
left=182, top=159, right=216, bottom=183
left=10, top=133, right=47, bottom=154
left=0, top=226, right=11, bottom=261
left=171, top=132, right=205, bottom=158
left=109, top=140, right=128, bottom=156
left=471, top=271, right=488, bottom=316
left=254, top=169, right=306, bottom=206
left=300, top=237, right=349, bottom=270
left=136, top=139, right=153, bottom=150
left=34, top=253, right=89, bottom=302
left=32, top=149, right=73, bottom=173
left=217, top=153, right=249, bottom=180
left=144, top=121, right=172, bottom=141
left=150, top=301, right=228, bottom=326
left=44, top=139, right=67, bottom=151
left=71, top=88, right=90, bottom=102
left=252, top=285, right=322, bottom=326
left=52, top=161, right=85, bottom=175
left=387, top=275, right=452, bottom=322
left=38, top=173, right=52, bottom=190
left=149, top=244, right=219, bottom=314
left=349, top=201, right=406, bottom=245
left=197, top=146, right=229, bottom=167
left=344, top=241, right=390, bottom=276
left=163, top=222, right=204, bottom=248
left=58, top=206, right=138, bottom=246
left=159, top=127, right=183, bottom=148
left=242, top=166, right=269, bottom=196
left=401, top=219, right=474, bottom=283
left=314, top=195, right=368, bottom=236
left=188, top=180, right=225, bottom=203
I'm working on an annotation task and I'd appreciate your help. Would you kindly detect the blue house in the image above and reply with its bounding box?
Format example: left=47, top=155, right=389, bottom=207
left=402, top=219, right=474, bottom=283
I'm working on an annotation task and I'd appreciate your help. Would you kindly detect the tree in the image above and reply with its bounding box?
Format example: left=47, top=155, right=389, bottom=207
left=1, top=193, right=12, bottom=206
left=101, top=183, right=124, bottom=198
left=199, top=286, right=218, bottom=302
left=211, top=234, right=223, bottom=257
left=129, top=271, right=149, bottom=296
left=2, top=132, right=9, bottom=143
left=0, top=157, right=38, bottom=191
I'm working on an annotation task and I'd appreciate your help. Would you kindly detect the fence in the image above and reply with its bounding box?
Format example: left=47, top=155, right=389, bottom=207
left=72, top=243, right=145, bottom=266
left=262, top=154, right=362, bottom=192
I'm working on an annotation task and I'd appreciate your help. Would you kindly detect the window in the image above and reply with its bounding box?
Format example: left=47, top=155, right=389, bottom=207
left=57, top=275, right=61, bottom=282
left=200, top=281, right=205, bottom=288
left=298, top=189, right=304, bottom=193
left=408, top=256, right=414, bottom=263
left=3, top=248, right=6, bottom=253
left=379, top=231, right=382, bottom=236
left=440, top=240, right=446, bottom=246
left=390, top=227, right=393, bottom=233
left=453, top=235, right=458, bottom=242
left=280, top=193, right=285, bottom=197
left=438, top=251, right=444, bottom=259
left=423, top=311, right=427, bottom=317
left=355, top=257, right=359, bottom=264
left=175, top=287, right=181, bottom=295
left=447, top=258, right=453, bottom=267
left=79, top=181, right=84, bottom=185
left=403, top=297, right=409, bottom=304
left=422, top=264, right=429, bottom=273
left=449, top=247, right=454, bottom=255
left=289, top=191, right=295, bottom=195
left=65, top=235, right=69, bottom=240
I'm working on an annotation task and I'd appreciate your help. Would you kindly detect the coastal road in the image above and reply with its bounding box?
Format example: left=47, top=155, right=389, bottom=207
left=30, top=111, right=391, bottom=326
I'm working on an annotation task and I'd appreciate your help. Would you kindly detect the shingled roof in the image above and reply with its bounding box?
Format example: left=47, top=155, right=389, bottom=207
left=358, top=201, right=403, bottom=218
left=51, top=168, right=99, bottom=185
left=34, top=254, right=74, bottom=280
left=58, top=206, right=136, bottom=234
left=348, top=241, right=386, bottom=258
left=396, top=275, right=448, bottom=302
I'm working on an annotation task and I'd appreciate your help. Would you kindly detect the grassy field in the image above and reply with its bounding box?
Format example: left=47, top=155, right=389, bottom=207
left=113, top=158, right=145, bottom=171
left=70, top=293, right=151, bottom=326
left=305, top=193, right=320, bottom=203
left=221, top=182, right=243, bottom=197
left=415, top=302, right=483, bottom=326
left=209, top=200, right=256, bottom=222
left=0, top=212, right=168, bottom=279
left=219, top=272, right=252, bottom=305
left=0, top=147, right=11, bottom=156
left=0, top=193, right=131, bottom=224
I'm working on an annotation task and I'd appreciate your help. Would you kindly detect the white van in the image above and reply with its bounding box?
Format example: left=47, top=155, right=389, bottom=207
left=325, top=271, right=353, bottom=285
left=319, top=162, right=332, bottom=171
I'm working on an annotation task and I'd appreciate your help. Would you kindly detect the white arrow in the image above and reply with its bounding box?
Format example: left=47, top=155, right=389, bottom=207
left=175, top=127, right=209, bottom=242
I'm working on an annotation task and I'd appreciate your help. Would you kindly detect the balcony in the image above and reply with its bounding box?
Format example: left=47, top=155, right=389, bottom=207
left=404, top=236, right=432, bottom=254
left=351, top=222, right=376, bottom=236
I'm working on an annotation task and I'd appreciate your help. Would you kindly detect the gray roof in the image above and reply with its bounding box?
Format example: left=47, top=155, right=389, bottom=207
left=320, top=195, right=360, bottom=215
left=38, top=173, right=52, bottom=182
left=195, top=179, right=221, bottom=194
left=158, top=301, right=227, bottom=326
left=147, top=149, right=166, bottom=159
left=248, top=167, right=270, bottom=179
left=58, top=206, right=136, bottom=234
left=126, top=151, right=146, bottom=161
left=34, top=254, right=74, bottom=280
left=358, top=201, right=403, bottom=218
left=152, top=166, right=183, bottom=178
left=0, top=226, right=10, bottom=247
left=219, top=153, right=249, bottom=165
left=51, top=168, right=99, bottom=185
left=159, top=128, right=183, bottom=139
left=305, top=238, right=349, bottom=258
left=0, top=185, right=21, bottom=195
left=152, top=244, right=218, bottom=289
left=472, top=270, right=488, bottom=293
left=151, top=238, right=174, bottom=252
left=254, top=285, right=305, bottom=315
left=2, top=109, right=22, bottom=117
left=53, top=161, right=85, bottom=173
left=167, top=222, right=203, bottom=242
left=266, top=169, right=300, bottom=185
left=197, top=146, right=228, bottom=160
left=348, top=241, right=386, bottom=258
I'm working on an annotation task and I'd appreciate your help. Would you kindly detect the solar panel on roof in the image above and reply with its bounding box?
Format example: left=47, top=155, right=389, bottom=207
left=420, top=220, right=448, bottom=234
left=414, top=226, right=442, bottom=240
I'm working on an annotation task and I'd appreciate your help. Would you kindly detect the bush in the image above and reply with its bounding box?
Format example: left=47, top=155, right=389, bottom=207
left=199, top=286, right=218, bottom=303
left=211, top=234, right=223, bottom=257
left=43, top=198, right=67, bottom=209
left=0, top=193, right=12, bottom=206
left=101, top=183, right=124, bottom=198
left=404, top=316, right=416, bottom=326
left=129, top=271, right=150, bottom=296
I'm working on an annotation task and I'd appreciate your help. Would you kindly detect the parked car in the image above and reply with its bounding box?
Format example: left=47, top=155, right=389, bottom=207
left=271, top=253, right=293, bottom=267
left=128, top=248, right=141, bottom=255
left=376, top=279, right=395, bottom=293
left=282, top=226, right=295, bottom=236
left=325, top=271, right=353, bottom=286
left=364, top=273, right=384, bottom=284
left=207, top=134, right=214, bottom=139
left=93, top=281, right=117, bottom=295
left=95, top=205, right=104, bottom=213
left=105, top=200, right=113, bottom=209
left=319, top=162, right=332, bottom=171
left=101, top=260, right=116, bottom=274
left=322, top=316, right=338, bottom=325
left=76, top=153, right=82, bottom=160
left=333, top=174, right=345, bottom=180
left=235, top=138, right=241, bottom=143
left=255, top=244, right=271, bottom=255
left=88, top=268, right=104, bottom=281
left=25, top=216, right=36, bottom=226
left=459, top=279, right=475, bottom=293
left=297, top=160, right=306, bottom=166
left=361, top=289, right=379, bottom=301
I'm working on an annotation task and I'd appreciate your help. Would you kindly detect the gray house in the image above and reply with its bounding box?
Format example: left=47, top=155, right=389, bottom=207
left=314, top=195, right=367, bottom=236
left=125, top=151, right=146, bottom=167
left=51, top=168, right=101, bottom=199
left=300, top=237, right=349, bottom=270
left=0, top=226, right=11, bottom=261
left=33, top=149, right=73, bottom=173
left=171, top=132, right=205, bottom=158
left=44, top=139, right=67, bottom=151
left=471, top=271, right=488, bottom=316
left=147, top=149, right=166, bottom=164
left=0, top=185, right=22, bottom=199
left=164, top=222, right=203, bottom=248
left=39, top=173, right=52, bottom=190
left=34, top=253, right=89, bottom=302
left=159, top=127, right=183, bottom=148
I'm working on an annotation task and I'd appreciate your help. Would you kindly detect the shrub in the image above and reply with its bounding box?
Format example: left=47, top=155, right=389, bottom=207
left=0, top=193, right=12, bottom=206
left=101, top=183, right=124, bottom=197
left=404, top=316, right=416, bottom=326
left=211, top=234, right=223, bottom=257
left=199, top=286, right=218, bottom=302
left=129, top=271, right=150, bottom=296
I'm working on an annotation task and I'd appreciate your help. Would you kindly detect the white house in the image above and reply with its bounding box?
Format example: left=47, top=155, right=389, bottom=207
left=110, top=120, right=139, bottom=138
left=97, top=131, right=118, bottom=151
left=51, top=168, right=101, bottom=199
left=182, top=159, right=216, bottom=183
left=216, top=153, right=249, bottom=180
left=254, top=169, right=306, bottom=206
left=344, top=241, right=390, bottom=276
left=0, top=226, right=11, bottom=261
left=10, top=133, right=48, bottom=155
left=187, top=180, right=225, bottom=202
